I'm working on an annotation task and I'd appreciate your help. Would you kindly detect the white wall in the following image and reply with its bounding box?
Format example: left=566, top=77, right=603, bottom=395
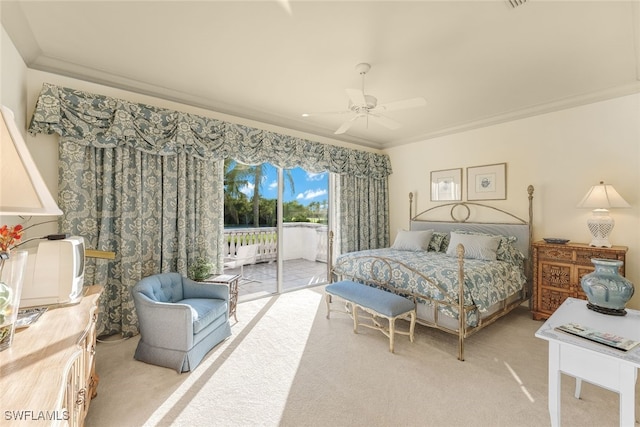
left=386, top=93, right=640, bottom=309
left=0, top=26, right=56, bottom=238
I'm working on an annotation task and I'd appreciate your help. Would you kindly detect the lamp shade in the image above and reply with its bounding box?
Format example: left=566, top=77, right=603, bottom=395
left=576, top=181, right=631, bottom=209
left=0, top=106, right=62, bottom=216
left=576, top=181, right=630, bottom=248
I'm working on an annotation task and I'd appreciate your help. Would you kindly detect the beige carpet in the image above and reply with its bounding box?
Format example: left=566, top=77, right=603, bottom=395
left=85, top=286, right=638, bottom=427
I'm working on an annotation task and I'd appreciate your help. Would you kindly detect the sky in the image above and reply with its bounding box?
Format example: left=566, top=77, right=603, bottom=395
left=239, top=166, right=328, bottom=206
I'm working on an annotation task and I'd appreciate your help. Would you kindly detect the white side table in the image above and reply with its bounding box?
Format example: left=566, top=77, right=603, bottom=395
left=535, top=297, right=640, bottom=427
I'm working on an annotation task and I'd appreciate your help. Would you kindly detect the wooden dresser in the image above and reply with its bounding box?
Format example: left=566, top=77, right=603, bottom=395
left=0, top=286, right=102, bottom=426
left=531, top=241, right=627, bottom=320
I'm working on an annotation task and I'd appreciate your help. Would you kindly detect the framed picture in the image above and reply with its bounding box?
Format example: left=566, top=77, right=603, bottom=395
left=467, top=163, right=507, bottom=200
left=430, top=168, right=462, bottom=201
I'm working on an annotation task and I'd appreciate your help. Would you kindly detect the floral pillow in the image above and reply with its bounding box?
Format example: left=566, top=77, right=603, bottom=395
left=439, top=233, right=451, bottom=253
left=428, top=232, right=446, bottom=252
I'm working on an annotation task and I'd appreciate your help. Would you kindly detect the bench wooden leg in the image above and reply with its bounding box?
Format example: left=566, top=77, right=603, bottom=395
left=409, top=310, right=416, bottom=343
left=325, top=293, right=332, bottom=319
left=389, top=318, right=396, bottom=353
left=353, top=305, right=359, bottom=333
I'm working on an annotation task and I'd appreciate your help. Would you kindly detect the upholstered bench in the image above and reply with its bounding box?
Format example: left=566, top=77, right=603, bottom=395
left=325, top=280, right=416, bottom=353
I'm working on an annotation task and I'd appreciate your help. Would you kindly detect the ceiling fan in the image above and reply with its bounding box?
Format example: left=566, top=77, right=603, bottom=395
left=303, top=63, right=427, bottom=135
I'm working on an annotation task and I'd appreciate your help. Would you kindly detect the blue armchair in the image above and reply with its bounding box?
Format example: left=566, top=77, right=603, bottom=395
left=132, top=272, right=231, bottom=373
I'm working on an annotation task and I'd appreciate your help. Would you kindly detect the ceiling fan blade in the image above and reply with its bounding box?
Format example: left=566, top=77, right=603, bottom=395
left=302, top=109, right=351, bottom=118
left=369, top=113, right=402, bottom=130
left=334, top=114, right=362, bottom=134
left=374, top=97, right=427, bottom=112
left=345, top=88, right=367, bottom=106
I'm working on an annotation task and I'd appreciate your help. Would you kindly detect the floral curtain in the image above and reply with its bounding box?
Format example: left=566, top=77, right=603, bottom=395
left=55, top=139, right=221, bottom=337
left=337, top=174, right=390, bottom=253
left=28, top=83, right=392, bottom=336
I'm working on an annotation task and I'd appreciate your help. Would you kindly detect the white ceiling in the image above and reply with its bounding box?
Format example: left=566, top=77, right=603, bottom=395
left=2, top=1, right=640, bottom=150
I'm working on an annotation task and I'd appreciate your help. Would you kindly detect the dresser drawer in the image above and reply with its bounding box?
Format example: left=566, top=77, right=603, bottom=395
left=536, top=246, right=574, bottom=262
left=575, top=248, right=620, bottom=265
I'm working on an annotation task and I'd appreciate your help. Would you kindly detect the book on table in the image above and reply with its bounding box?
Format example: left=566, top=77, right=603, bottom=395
left=555, top=322, right=640, bottom=352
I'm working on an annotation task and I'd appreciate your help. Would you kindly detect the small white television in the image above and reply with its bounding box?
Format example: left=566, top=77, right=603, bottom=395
left=20, top=236, right=86, bottom=308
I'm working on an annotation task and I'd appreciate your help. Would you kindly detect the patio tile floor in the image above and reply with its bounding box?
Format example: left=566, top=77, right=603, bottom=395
left=221, top=258, right=328, bottom=301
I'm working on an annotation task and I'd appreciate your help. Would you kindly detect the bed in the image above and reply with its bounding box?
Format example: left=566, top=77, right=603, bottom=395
left=330, top=185, right=534, bottom=360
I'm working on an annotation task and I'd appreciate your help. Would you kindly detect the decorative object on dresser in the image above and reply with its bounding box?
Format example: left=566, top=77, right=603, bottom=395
left=531, top=241, right=628, bottom=320
left=0, top=286, right=102, bottom=426
left=542, top=238, right=569, bottom=245
left=0, top=250, right=28, bottom=351
left=576, top=181, right=630, bottom=248
left=580, top=258, right=634, bottom=316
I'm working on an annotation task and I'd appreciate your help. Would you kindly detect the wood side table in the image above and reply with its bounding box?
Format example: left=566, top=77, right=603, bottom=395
left=204, top=274, right=240, bottom=321
left=535, top=297, right=640, bottom=427
left=531, top=241, right=628, bottom=320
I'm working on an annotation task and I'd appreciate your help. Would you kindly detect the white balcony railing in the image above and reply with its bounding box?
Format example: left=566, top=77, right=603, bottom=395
left=224, top=223, right=328, bottom=264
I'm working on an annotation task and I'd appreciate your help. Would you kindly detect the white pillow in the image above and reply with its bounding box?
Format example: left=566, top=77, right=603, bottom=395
left=391, top=229, right=433, bottom=251
left=446, top=232, right=501, bottom=261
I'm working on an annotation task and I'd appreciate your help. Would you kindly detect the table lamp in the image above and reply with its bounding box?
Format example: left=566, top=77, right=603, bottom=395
left=1, top=106, right=62, bottom=217
left=576, top=181, right=630, bottom=248
left=0, top=105, right=62, bottom=351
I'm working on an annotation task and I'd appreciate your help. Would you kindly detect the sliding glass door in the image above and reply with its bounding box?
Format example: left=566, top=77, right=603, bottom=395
left=280, top=167, right=329, bottom=293
left=223, top=160, right=329, bottom=300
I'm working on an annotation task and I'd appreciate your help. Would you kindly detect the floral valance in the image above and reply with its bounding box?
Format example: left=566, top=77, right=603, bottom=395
left=28, top=83, right=392, bottom=179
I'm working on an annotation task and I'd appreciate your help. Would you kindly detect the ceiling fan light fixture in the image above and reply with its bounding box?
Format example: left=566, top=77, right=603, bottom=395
left=304, top=62, right=426, bottom=135
left=355, top=62, right=371, bottom=75
left=348, top=94, right=377, bottom=112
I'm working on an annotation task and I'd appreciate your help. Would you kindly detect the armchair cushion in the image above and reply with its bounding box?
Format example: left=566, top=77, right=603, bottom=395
left=183, top=298, right=228, bottom=334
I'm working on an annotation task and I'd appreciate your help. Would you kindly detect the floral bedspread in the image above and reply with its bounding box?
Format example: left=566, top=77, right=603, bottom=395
left=332, top=248, right=527, bottom=325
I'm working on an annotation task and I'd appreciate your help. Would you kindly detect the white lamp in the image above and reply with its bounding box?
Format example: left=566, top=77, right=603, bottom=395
left=0, top=105, right=62, bottom=351
left=576, top=181, right=630, bottom=248
left=1, top=106, right=62, bottom=216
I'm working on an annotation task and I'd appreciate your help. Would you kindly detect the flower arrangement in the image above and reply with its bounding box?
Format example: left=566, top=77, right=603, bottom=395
left=0, top=224, right=23, bottom=254
left=0, top=224, right=24, bottom=349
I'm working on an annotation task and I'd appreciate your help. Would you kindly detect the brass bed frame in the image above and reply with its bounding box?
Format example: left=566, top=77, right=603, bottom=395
left=330, top=185, right=534, bottom=361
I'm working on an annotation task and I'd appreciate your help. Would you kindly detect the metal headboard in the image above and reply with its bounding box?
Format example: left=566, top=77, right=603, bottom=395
left=408, top=185, right=534, bottom=257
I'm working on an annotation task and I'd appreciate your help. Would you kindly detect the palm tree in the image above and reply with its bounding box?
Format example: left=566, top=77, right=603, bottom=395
left=224, top=159, right=252, bottom=224
left=224, top=160, right=296, bottom=226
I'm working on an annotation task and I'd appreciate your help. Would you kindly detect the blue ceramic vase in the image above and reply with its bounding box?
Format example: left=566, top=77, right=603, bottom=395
left=580, top=258, right=634, bottom=316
